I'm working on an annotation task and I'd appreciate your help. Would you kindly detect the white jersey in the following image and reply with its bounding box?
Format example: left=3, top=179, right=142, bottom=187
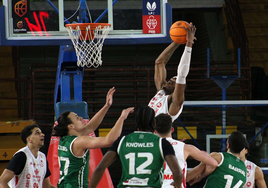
left=162, top=137, right=187, bottom=188
left=148, top=90, right=183, bottom=122
left=243, top=160, right=256, bottom=188
left=8, top=146, right=47, bottom=188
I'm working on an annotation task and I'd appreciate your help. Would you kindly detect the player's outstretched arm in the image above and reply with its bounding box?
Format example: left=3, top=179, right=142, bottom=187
left=98, top=107, right=134, bottom=147
left=185, top=144, right=218, bottom=167
left=89, top=151, right=118, bottom=188
left=255, top=166, right=267, bottom=188
left=154, top=42, right=180, bottom=91
left=187, top=152, right=220, bottom=185
left=83, top=87, right=116, bottom=135
left=169, top=22, right=196, bottom=116
left=74, top=107, right=134, bottom=151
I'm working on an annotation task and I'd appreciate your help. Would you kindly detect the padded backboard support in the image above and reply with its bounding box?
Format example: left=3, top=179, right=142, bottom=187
left=55, top=101, right=88, bottom=119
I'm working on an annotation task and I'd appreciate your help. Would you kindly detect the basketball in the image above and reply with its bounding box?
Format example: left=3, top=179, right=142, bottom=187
left=169, top=21, right=188, bottom=44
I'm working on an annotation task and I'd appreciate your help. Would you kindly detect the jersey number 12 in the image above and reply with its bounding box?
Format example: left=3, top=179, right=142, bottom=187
left=125, top=152, right=153, bottom=175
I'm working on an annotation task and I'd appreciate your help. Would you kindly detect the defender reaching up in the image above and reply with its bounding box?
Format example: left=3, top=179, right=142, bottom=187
left=53, top=87, right=134, bottom=188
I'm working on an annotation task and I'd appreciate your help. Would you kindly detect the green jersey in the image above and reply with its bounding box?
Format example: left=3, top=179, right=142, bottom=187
left=117, top=131, right=165, bottom=188
left=205, top=152, right=246, bottom=188
left=57, top=135, right=89, bottom=188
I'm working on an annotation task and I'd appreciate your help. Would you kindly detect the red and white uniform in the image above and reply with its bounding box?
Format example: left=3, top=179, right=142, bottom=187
left=162, top=137, right=187, bottom=188
left=243, top=160, right=256, bottom=188
left=8, top=146, right=47, bottom=188
left=148, top=90, right=183, bottom=122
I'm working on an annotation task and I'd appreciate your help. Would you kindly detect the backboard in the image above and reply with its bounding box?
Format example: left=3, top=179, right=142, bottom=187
left=0, top=0, right=172, bottom=46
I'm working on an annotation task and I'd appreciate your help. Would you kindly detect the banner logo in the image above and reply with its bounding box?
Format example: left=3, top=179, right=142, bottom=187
left=14, top=0, right=27, bottom=17
left=142, top=0, right=161, bottom=34
left=146, top=15, right=157, bottom=29
left=17, top=21, right=23, bottom=28
left=146, top=2, right=156, bottom=11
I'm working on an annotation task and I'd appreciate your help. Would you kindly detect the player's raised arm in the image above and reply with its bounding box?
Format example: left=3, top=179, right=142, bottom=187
left=83, top=87, right=116, bottom=135
left=169, top=22, right=196, bottom=116
left=73, top=107, right=134, bottom=151
left=154, top=42, right=180, bottom=91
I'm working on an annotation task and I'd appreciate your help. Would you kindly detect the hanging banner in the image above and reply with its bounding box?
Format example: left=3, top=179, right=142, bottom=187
left=142, top=0, right=161, bottom=34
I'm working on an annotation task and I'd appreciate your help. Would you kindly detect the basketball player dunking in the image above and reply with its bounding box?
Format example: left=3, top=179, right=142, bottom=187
left=148, top=22, right=196, bottom=121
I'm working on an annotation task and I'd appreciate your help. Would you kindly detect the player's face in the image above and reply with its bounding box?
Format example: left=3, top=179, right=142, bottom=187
left=163, top=78, right=176, bottom=95
left=68, top=112, right=85, bottom=132
left=28, top=127, right=45, bottom=147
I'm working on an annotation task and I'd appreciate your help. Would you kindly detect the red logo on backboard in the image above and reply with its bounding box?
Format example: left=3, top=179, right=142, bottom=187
left=14, top=0, right=27, bottom=17
left=146, top=15, right=157, bottom=30
left=143, top=15, right=161, bottom=34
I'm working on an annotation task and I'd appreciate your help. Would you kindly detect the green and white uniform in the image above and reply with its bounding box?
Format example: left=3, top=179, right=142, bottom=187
left=57, top=135, right=89, bottom=188
left=117, top=131, right=165, bottom=188
left=204, top=152, right=246, bottom=188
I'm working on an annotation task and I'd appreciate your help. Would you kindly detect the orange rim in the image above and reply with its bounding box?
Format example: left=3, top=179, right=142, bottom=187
left=65, top=23, right=111, bottom=30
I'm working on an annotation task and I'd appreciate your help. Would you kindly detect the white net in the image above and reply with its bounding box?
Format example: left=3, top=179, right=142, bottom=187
left=66, top=24, right=111, bottom=68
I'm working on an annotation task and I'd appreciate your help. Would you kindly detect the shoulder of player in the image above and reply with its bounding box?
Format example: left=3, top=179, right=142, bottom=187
left=255, top=166, right=264, bottom=179
left=210, top=152, right=222, bottom=163
left=13, top=151, right=27, bottom=159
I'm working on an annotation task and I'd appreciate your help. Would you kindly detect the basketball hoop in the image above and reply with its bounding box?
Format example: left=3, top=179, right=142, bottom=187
left=65, top=23, right=111, bottom=68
